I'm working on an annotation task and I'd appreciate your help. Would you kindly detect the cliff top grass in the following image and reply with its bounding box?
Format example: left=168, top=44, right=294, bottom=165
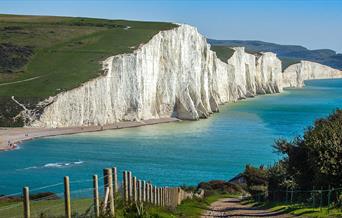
left=0, top=14, right=177, bottom=97
left=210, top=44, right=301, bottom=71
left=211, top=45, right=235, bottom=62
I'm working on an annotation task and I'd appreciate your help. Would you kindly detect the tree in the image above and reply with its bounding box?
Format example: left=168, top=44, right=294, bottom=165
left=272, top=109, right=342, bottom=189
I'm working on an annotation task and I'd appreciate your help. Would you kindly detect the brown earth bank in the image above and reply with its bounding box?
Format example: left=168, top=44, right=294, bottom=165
left=0, top=117, right=180, bottom=152
left=202, top=198, right=294, bottom=218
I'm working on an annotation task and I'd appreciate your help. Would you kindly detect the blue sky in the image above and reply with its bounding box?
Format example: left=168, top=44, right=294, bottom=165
left=1, top=0, right=341, bottom=52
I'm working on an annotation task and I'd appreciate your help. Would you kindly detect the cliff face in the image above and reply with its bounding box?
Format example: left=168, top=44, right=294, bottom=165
left=28, top=25, right=283, bottom=127
left=283, top=61, right=342, bottom=87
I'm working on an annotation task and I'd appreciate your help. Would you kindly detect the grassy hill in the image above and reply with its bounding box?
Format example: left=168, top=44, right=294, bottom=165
left=0, top=14, right=176, bottom=97
left=208, top=39, right=342, bottom=70
left=0, top=14, right=176, bottom=126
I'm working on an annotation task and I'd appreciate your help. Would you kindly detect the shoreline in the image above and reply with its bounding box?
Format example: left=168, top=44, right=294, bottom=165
left=0, top=117, right=180, bottom=152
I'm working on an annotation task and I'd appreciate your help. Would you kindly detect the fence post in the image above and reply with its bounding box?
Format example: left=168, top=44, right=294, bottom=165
left=138, top=180, right=142, bottom=202
left=151, top=185, right=155, bottom=205
left=162, top=188, right=165, bottom=206
left=154, top=187, right=157, bottom=205
left=112, top=167, right=118, bottom=194
left=285, top=187, right=288, bottom=203
left=290, top=188, right=294, bottom=203
left=133, top=177, right=137, bottom=202
left=149, top=184, right=153, bottom=204
left=93, top=175, right=100, bottom=217
left=328, top=186, right=332, bottom=214
left=128, top=171, right=132, bottom=201
left=142, top=181, right=146, bottom=202
left=123, top=171, right=129, bottom=202
left=312, top=186, right=316, bottom=207
left=158, top=188, right=162, bottom=206
left=23, top=187, right=30, bottom=218
left=64, top=176, right=71, bottom=218
left=146, top=182, right=150, bottom=203
left=166, top=188, right=169, bottom=206
left=103, top=168, right=115, bottom=216
left=319, top=186, right=323, bottom=211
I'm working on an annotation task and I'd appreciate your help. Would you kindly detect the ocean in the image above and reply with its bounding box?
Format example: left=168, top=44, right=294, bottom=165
left=1, top=79, right=341, bottom=195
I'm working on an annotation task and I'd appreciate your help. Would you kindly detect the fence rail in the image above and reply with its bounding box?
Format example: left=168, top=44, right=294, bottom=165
left=0, top=166, right=193, bottom=218
left=252, top=187, right=342, bottom=211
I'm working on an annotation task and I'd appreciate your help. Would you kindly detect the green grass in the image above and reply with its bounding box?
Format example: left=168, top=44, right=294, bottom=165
left=242, top=199, right=342, bottom=218
left=280, top=57, right=301, bottom=71
left=210, top=45, right=235, bottom=62
left=0, top=193, right=239, bottom=218
left=0, top=14, right=177, bottom=97
left=0, top=198, right=93, bottom=217
left=211, top=44, right=300, bottom=72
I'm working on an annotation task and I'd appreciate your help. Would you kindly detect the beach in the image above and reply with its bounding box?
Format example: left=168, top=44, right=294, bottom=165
left=0, top=117, right=180, bottom=152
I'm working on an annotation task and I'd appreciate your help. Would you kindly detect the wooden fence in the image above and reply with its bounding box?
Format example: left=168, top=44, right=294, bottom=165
left=19, top=166, right=192, bottom=218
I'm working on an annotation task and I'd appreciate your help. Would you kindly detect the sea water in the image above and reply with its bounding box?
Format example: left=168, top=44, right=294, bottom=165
left=0, top=79, right=341, bottom=195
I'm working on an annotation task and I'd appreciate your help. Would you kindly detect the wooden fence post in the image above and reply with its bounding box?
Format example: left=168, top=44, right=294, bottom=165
left=23, top=187, right=30, bottom=218
left=154, top=186, right=158, bottom=205
left=138, top=180, right=142, bottom=202
left=142, top=181, right=146, bottom=202
left=157, top=187, right=160, bottom=206
left=112, top=167, right=118, bottom=194
left=150, top=184, right=154, bottom=204
left=103, top=168, right=115, bottom=216
left=123, top=171, right=129, bottom=202
left=64, top=176, right=71, bottom=218
left=164, top=188, right=166, bottom=206
left=128, top=171, right=132, bottom=201
left=159, top=188, right=162, bottom=206
left=93, top=175, right=100, bottom=217
left=146, top=183, right=150, bottom=203
left=165, top=188, right=169, bottom=206
left=151, top=185, right=154, bottom=204
left=133, top=177, right=137, bottom=202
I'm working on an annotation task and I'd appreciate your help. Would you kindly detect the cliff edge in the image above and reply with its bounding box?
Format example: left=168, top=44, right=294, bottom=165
left=28, top=24, right=341, bottom=128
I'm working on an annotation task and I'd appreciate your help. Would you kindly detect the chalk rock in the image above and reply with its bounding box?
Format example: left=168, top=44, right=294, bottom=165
left=283, top=61, right=342, bottom=87
left=30, top=25, right=283, bottom=127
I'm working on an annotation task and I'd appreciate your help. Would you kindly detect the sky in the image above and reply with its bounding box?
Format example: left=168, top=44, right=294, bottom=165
left=0, top=0, right=341, bottom=52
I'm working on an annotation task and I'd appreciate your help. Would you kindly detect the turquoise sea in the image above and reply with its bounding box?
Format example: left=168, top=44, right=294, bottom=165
left=0, top=79, right=342, bottom=195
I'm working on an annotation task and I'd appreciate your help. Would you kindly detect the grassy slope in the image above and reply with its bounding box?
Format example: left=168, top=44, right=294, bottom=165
left=208, top=39, right=342, bottom=70
left=0, top=193, right=238, bottom=218
left=210, top=44, right=300, bottom=70
left=210, top=45, right=235, bottom=62
left=0, top=14, right=177, bottom=97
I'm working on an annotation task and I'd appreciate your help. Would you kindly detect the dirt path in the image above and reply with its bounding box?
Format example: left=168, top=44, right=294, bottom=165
left=0, top=76, right=41, bottom=86
left=202, top=198, right=294, bottom=218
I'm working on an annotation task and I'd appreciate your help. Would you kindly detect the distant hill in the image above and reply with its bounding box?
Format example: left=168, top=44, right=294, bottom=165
left=208, top=39, right=342, bottom=70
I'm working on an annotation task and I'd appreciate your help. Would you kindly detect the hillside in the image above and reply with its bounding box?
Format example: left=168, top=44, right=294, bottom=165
left=208, top=39, right=342, bottom=70
left=0, top=14, right=176, bottom=126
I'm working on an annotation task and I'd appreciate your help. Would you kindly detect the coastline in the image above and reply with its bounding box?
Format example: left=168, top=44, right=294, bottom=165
left=0, top=117, right=180, bottom=152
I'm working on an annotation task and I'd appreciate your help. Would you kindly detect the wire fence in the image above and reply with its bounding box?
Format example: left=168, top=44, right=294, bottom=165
left=0, top=166, right=193, bottom=218
left=251, top=187, right=342, bottom=210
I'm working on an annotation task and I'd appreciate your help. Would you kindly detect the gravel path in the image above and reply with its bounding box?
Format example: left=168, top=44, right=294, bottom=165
left=0, top=76, right=41, bottom=86
left=202, top=198, right=294, bottom=218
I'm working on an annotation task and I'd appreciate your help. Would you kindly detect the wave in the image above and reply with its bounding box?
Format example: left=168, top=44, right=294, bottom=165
left=18, top=161, right=84, bottom=171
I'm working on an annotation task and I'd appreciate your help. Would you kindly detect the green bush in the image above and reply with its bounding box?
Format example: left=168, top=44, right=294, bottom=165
left=272, top=109, right=342, bottom=189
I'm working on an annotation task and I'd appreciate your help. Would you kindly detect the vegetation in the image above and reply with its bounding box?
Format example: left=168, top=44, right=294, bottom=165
left=210, top=45, right=235, bottom=62
left=271, top=109, right=342, bottom=190
left=0, top=192, right=238, bottom=218
left=280, top=57, right=301, bottom=71
left=0, top=14, right=176, bottom=126
left=208, top=39, right=342, bottom=70
left=242, top=109, right=342, bottom=215
left=0, top=14, right=176, bottom=97
left=241, top=198, right=342, bottom=218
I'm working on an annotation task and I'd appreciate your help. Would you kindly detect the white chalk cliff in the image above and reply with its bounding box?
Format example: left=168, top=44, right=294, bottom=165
left=282, top=61, right=342, bottom=87
left=29, top=24, right=341, bottom=128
